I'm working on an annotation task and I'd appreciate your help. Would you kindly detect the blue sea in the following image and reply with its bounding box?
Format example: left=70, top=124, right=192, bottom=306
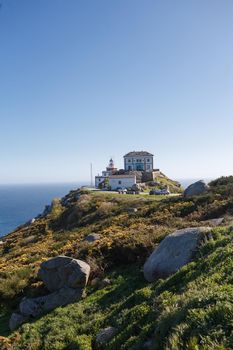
left=0, top=183, right=85, bottom=237
left=0, top=179, right=210, bottom=238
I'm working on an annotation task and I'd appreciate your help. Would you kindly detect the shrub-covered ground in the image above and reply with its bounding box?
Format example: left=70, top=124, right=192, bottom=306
left=6, top=227, right=233, bottom=350
left=0, top=176, right=233, bottom=349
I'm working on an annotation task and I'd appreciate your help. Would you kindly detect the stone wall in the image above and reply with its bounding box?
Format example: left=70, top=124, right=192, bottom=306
left=142, top=170, right=161, bottom=183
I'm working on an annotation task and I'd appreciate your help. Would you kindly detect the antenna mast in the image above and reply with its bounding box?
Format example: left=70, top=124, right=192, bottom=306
left=90, top=163, right=93, bottom=187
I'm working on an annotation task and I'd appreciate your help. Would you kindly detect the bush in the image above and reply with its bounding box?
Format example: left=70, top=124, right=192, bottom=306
left=0, top=267, right=32, bottom=300
left=67, top=335, right=92, bottom=350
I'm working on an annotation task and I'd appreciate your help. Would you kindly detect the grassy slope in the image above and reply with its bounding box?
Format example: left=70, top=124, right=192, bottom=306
left=153, top=173, right=183, bottom=193
left=0, top=177, right=233, bottom=349
left=9, top=227, right=233, bottom=350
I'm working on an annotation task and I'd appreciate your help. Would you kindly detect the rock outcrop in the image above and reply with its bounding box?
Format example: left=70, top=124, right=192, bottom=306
left=9, top=313, right=29, bottom=332
left=143, top=227, right=212, bottom=282
left=83, top=233, right=101, bottom=242
left=20, top=235, right=37, bottom=246
left=206, top=218, right=224, bottom=227
left=19, top=287, right=83, bottom=318
left=184, top=180, right=209, bottom=198
left=96, top=327, right=117, bottom=344
left=38, top=256, right=90, bottom=292
left=9, top=256, right=90, bottom=330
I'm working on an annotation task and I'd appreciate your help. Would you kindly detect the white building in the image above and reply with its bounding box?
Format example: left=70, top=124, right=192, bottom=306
left=124, top=151, right=154, bottom=172
left=95, top=175, right=106, bottom=188
left=95, top=158, right=117, bottom=188
left=109, top=174, right=136, bottom=190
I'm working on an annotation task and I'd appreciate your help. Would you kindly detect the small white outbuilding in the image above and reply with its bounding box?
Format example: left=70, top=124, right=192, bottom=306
left=109, top=175, right=136, bottom=190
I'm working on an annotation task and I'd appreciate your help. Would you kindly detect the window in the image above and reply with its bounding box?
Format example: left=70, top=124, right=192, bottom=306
left=136, top=164, right=143, bottom=171
left=118, top=180, right=122, bottom=185
left=147, top=159, right=150, bottom=162
left=128, top=159, right=131, bottom=162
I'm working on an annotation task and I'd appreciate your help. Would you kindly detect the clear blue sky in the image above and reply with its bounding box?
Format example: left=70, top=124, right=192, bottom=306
left=0, top=0, right=233, bottom=183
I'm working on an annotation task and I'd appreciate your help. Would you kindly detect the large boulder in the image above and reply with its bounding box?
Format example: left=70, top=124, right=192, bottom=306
left=9, top=313, right=29, bottom=331
left=38, top=256, right=90, bottom=292
left=184, top=180, right=208, bottom=198
left=9, top=256, right=90, bottom=330
left=143, top=227, right=212, bottom=282
left=19, top=286, right=83, bottom=318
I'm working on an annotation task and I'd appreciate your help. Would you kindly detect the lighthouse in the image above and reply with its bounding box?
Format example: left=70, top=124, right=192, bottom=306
left=95, top=158, right=118, bottom=188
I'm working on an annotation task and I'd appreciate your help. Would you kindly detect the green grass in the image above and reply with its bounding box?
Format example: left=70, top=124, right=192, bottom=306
left=91, top=190, right=168, bottom=201
left=9, top=226, right=233, bottom=350
left=2, top=177, right=233, bottom=349
left=0, top=267, right=32, bottom=300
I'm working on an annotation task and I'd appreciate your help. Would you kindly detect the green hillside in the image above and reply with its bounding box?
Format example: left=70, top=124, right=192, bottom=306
left=0, top=177, right=233, bottom=349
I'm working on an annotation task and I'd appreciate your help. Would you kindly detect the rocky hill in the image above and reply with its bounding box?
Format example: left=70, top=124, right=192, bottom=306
left=142, top=171, right=183, bottom=193
left=0, top=177, right=233, bottom=349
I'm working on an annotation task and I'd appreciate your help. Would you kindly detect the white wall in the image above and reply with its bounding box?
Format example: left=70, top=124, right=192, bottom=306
left=109, top=176, right=136, bottom=190
left=95, top=176, right=105, bottom=188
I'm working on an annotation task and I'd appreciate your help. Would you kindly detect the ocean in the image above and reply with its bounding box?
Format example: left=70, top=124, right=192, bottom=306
left=0, top=183, right=85, bottom=237
left=0, top=179, right=209, bottom=238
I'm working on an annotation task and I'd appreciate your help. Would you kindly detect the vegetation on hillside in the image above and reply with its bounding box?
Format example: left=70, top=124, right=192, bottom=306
left=150, top=172, right=183, bottom=193
left=7, top=227, right=233, bottom=350
left=0, top=176, right=233, bottom=349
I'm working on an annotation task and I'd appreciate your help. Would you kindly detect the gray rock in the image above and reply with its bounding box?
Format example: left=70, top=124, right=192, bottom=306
left=21, top=235, right=37, bottom=246
left=96, top=327, right=117, bottom=344
left=100, top=278, right=111, bottom=288
left=91, top=277, right=111, bottom=289
left=207, top=218, right=224, bottom=227
left=84, top=233, right=101, bottom=242
left=184, top=180, right=208, bottom=198
left=143, top=227, right=212, bottom=282
left=20, top=287, right=82, bottom=317
left=38, top=256, right=90, bottom=292
left=20, top=297, right=42, bottom=317
left=9, top=256, right=91, bottom=327
left=143, top=339, right=153, bottom=349
left=9, top=312, right=29, bottom=331
left=131, top=184, right=142, bottom=192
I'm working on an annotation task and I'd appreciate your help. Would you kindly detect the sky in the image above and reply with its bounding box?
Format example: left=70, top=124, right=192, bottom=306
left=0, top=0, right=233, bottom=184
